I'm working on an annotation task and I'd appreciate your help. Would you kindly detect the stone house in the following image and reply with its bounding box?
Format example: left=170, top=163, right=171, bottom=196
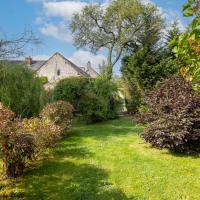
left=25, top=52, right=99, bottom=89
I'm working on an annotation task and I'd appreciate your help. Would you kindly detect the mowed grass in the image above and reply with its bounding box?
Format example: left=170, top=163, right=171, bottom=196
left=0, top=117, right=200, bottom=200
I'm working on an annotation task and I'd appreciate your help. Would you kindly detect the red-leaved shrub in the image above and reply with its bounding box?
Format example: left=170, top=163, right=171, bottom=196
left=22, top=118, right=61, bottom=157
left=141, top=75, right=200, bottom=154
left=40, top=101, right=73, bottom=133
left=0, top=103, right=35, bottom=177
left=0, top=102, right=65, bottom=178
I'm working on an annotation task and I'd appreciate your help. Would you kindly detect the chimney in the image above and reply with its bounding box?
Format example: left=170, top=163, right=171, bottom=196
left=87, top=61, right=91, bottom=71
left=25, top=56, right=32, bottom=65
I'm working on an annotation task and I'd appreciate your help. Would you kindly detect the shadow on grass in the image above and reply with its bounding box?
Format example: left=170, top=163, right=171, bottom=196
left=0, top=138, right=139, bottom=200
left=160, top=150, right=200, bottom=159
left=18, top=159, right=137, bottom=200
left=53, top=144, right=93, bottom=159
left=0, top=117, right=143, bottom=200
left=142, top=143, right=200, bottom=159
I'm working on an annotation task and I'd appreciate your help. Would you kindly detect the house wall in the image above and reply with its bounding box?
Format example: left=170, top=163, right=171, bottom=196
left=37, top=53, right=81, bottom=83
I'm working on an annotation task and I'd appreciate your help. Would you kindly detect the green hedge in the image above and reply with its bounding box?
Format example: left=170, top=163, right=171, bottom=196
left=53, top=77, right=91, bottom=110
left=0, top=62, right=45, bottom=117
left=53, top=77, right=119, bottom=123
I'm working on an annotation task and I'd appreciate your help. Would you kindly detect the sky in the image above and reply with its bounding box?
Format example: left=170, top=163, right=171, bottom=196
left=0, top=0, right=191, bottom=74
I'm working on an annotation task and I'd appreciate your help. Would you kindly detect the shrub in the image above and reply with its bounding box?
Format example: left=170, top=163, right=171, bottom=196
left=78, top=78, right=119, bottom=123
left=22, top=118, right=61, bottom=156
left=78, top=91, right=108, bottom=123
left=40, top=101, right=73, bottom=133
left=0, top=63, right=45, bottom=118
left=0, top=103, right=35, bottom=178
left=54, top=77, right=119, bottom=123
left=0, top=101, right=70, bottom=178
left=53, top=77, right=91, bottom=110
left=141, top=75, right=200, bottom=154
left=134, top=105, right=154, bottom=124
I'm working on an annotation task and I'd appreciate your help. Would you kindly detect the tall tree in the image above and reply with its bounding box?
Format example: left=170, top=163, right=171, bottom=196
left=70, top=0, right=162, bottom=79
left=121, top=18, right=180, bottom=112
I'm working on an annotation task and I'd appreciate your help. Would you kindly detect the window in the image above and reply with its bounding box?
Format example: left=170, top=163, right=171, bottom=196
left=57, top=69, right=60, bottom=76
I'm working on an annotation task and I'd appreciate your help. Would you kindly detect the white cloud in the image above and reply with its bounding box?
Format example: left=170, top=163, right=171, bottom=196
left=141, top=0, right=154, bottom=5
left=43, top=1, right=88, bottom=19
left=31, top=0, right=110, bottom=43
left=37, top=1, right=109, bottom=42
left=141, top=0, right=185, bottom=30
left=165, top=10, right=186, bottom=31
left=40, top=23, right=72, bottom=43
left=35, top=17, right=46, bottom=25
left=69, top=50, right=106, bottom=71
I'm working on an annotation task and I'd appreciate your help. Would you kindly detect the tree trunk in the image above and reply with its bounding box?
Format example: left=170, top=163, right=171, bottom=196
left=106, top=50, right=113, bottom=80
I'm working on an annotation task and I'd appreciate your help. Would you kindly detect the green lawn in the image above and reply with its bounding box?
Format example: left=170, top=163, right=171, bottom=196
left=0, top=117, right=200, bottom=200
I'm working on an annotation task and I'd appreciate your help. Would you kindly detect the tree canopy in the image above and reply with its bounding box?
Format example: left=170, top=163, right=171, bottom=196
left=70, top=0, right=163, bottom=79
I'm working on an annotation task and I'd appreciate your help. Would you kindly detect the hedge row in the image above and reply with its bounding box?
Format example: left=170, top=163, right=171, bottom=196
left=53, top=77, right=119, bottom=123
left=0, top=101, right=73, bottom=178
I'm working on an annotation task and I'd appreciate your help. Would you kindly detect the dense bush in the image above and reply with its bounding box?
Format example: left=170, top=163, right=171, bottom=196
left=78, top=78, right=119, bottom=123
left=54, top=77, right=119, bottom=123
left=78, top=90, right=108, bottom=123
left=0, top=63, right=45, bottom=118
left=0, top=103, right=35, bottom=177
left=0, top=101, right=72, bottom=178
left=40, top=101, right=73, bottom=133
left=53, top=77, right=91, bottom=110
left=141, top=76, right=200, bottom=154
left=22, top=118, right=61, bottom=156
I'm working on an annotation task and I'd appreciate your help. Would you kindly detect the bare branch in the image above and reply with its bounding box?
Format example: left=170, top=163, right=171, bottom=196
left=0, top=30, right=41, bottom=59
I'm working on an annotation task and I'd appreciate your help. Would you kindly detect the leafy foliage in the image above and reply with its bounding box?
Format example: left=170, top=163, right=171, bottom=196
left=22, top=118, right=62, bottom=156
left=142, top=75, right=200, bottom=154
left=172, top=0, right=200, bottom=90
left=40, top=101, right=73, bottom=133
left=122, top=49, right=179, bottom=91
left=0, top=63, right=45, bottom=118
left=53, top=77, right=119, bottom=123
left=121, top=47, right=179, bottom=113
left=0, top=103, right=35, bottom=178
left=0, top=100, right=72, bottom=178
left=71, top=0, right=162, bottom=78
left=121, top=16, right=180, bottom=113
left=53, top=77, right=91, bottom=110
left=78, top=78, right=119, bottom=123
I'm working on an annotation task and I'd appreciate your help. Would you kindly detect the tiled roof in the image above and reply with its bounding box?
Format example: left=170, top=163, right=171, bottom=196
left=29, top=60, right=46, bottom=71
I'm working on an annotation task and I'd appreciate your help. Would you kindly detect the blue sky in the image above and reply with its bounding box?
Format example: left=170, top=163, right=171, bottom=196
left=0, top=0, right=191, bottom=73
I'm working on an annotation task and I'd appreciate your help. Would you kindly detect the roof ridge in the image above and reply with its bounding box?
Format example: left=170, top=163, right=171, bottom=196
left=54, top=52, right=90, bottom=77
left=33, top=52, right=90, bottom=77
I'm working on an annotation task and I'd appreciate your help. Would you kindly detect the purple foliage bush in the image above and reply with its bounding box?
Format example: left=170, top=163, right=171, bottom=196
left=141, top=75, right=200, bottom=154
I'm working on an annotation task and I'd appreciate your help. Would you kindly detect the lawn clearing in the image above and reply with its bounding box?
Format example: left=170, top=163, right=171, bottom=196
left=0, top=117, right=200, bottom=200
